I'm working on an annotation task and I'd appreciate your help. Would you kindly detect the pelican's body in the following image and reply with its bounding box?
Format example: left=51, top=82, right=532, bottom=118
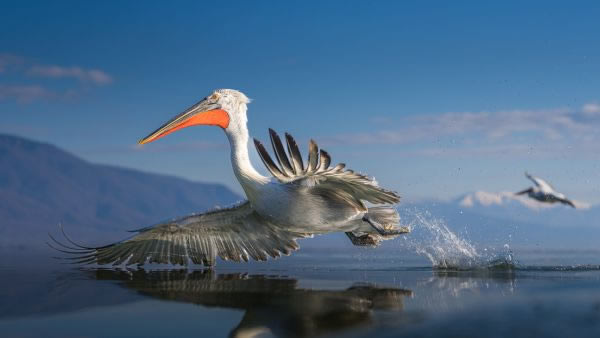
left=248, top=181, right=362, bottom=233
left=516, top=172, right=575, bottom=208
left=51, top=89, right=407, bottom=267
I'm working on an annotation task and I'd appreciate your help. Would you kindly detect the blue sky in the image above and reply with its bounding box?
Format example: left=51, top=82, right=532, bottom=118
left=2, top=1, right=600, bottom=203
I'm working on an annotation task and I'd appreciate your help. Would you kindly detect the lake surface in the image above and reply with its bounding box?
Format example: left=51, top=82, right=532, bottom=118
left=1, top=248, right=600, bottom=338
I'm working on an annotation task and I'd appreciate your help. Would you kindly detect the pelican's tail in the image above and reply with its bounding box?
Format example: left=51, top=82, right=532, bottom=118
left=365, top=206, right=401, bottom=231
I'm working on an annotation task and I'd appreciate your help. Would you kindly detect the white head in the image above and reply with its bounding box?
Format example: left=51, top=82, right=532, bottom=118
left=138, top=88, right=251, bottom=145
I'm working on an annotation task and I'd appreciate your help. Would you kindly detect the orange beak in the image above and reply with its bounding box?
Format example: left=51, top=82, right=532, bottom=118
left=138, top=99, right=230, bottom=145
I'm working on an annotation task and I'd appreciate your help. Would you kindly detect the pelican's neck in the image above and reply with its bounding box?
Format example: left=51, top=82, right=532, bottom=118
left=226, top=126, right=268, bottom=200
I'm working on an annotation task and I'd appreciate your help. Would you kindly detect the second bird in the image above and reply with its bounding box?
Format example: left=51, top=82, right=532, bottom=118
left=516, top=172, right=576, bottom=208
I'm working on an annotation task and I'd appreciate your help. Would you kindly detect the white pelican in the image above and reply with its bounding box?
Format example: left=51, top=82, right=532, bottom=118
left=515, top=172, right=575, bottom=208
left=50, top=89, right=408, bottom=267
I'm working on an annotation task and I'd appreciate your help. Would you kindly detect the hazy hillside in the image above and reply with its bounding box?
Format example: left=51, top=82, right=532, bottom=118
left=0, top=134, right=241, bottom=249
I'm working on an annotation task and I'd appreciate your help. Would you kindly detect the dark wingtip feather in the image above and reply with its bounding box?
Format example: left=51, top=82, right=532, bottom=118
left=285, top=132, right=304, bottom=173
left=46, top=241, right=93, bottom=255
left=48, top=224, right=120, bottom=266
left=269, top=129, right=295, bottom=175
left=48, top=232, right=87, bottom=251
left=307, top=139, right=319, bottom=173
left=59, top=224, right=96, bottom=250
left=254, top=138, right=287, bottom=180
left=319, top=149, right=331, bottom=170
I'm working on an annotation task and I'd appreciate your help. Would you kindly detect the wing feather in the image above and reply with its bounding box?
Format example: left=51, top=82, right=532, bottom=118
left=285, top=132, right=304, bottom=174
left=50, top=202, right=307, bottom=267
left=526, top=172, right=555, bottom=193
left=306, top=140, right=319, bottom=174
left=515, top=187, right=533, bottom=195
left=254, top=130, right=401, bottom=205
left=269, top=129, right=295, bottom=175
left=318, top=149, right=331, bottom=171
left=254, top=139, right=288, bottom=181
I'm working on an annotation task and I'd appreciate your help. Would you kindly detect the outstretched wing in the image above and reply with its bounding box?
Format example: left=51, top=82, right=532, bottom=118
left=555, top=197, right=576, bottom=208
left=525, top=172, right=555, bottom=194
left=49, top=202, right=308, bottom=267
left=254, top=129, right=400, bottom=207
left=515, top=187, right=533, bottom=195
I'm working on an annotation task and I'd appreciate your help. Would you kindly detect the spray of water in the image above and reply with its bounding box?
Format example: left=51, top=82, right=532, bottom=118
left=399, top=208, right=515, bottom=270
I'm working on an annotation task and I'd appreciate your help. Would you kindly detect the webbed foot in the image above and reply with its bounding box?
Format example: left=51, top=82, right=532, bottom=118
left=362, top=216, right=410, bottom=237
left=345, top=232, right=380, bottom=247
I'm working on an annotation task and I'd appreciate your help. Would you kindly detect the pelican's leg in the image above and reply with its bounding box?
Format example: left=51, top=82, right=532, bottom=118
left=345, top=232, right=380, bottom=247
left=362, top=216, right=410, bottom=236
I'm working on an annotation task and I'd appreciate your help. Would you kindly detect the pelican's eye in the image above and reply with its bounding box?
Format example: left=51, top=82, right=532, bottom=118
left=209, top=93, right=220, bottom=101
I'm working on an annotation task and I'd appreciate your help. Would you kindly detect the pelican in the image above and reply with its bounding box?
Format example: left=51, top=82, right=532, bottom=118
left=50, top=89, right=408, bottom=267
left=515, top=172, right=575, bottom=208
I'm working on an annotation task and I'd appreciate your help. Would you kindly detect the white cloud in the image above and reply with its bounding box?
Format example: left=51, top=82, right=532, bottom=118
left=413, top=142, right=600, bottom=158
left=326, top=104, right=600, bottom=157
left=28, top=65, right=113, bottom=85
left=0, top=53, right=23, bottom=73
left=0, top=53, right=114, bottom=103
left=354, top=108, right=594, bottom=144
left=582, top=103, right=600, bottom=116
left=0, top=84, right=54, bottom=103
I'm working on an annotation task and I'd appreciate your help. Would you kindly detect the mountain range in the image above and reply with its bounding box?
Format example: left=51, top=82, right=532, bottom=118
left=0, top=134, right=240, bottom=250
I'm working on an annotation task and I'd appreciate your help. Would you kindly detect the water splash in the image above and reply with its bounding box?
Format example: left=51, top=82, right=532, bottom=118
left=399, top=208, right=515, bottom=271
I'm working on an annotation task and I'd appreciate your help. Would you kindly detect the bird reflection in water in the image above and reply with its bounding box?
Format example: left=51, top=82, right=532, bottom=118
left=92, top=269, right=413, bottom=338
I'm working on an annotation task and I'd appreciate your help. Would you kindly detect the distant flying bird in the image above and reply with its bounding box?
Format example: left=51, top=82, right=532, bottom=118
left=50, top=89, right=408, bottom=267
left=515, top=172, right=576, bottom=208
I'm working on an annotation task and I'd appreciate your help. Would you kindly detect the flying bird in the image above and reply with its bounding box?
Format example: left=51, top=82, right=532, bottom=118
left=50, top=89, right=408, bottom=267
left=515, top=172, right=576, bottom=208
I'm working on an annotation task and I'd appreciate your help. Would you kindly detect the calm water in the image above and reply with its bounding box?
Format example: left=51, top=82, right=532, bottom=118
left=1, top=249, right=600, bottom=338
